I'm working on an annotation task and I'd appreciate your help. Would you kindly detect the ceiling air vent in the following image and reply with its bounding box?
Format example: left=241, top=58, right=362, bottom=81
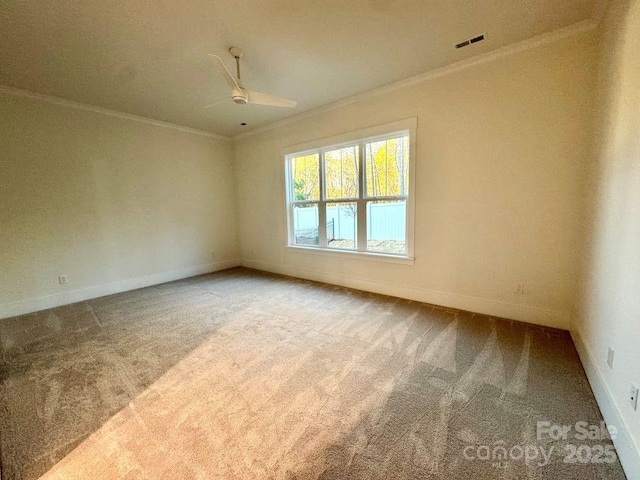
left=456, top=34, right=486, bottom=49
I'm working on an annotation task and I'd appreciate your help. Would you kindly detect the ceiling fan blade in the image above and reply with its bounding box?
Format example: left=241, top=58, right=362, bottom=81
left=246, top=89, right=297, bottom=108
left=203, top=98, right=231, bottom=109
left=208, top=54, right=240, bottom=90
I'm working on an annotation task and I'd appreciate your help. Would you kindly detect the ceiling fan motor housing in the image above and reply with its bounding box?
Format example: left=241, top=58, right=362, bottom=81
left=232, top=87, right=248, bottom=104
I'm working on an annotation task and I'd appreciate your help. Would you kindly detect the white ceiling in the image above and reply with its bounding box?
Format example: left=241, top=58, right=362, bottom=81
left=0, top=0, right=596, bottom=137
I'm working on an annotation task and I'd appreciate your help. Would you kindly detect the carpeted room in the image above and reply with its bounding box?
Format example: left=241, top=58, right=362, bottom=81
left=1, top=0, right=639, bottom=479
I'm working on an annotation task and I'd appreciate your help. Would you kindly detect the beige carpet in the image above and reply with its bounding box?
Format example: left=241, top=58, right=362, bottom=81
left=0, top=268, right=627, bottom=479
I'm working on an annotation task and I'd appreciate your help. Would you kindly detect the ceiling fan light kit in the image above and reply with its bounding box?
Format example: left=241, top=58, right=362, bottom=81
left=232, top=88, right=248, bottom=104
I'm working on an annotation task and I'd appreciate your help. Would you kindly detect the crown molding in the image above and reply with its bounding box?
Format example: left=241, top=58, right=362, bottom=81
left=234, top=19, right=598, bottom=141
left=0, top=85, right=231, bottom=141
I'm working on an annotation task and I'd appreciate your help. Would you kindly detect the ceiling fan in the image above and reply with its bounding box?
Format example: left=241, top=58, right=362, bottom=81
left=206, top=47, right=297, bottom=109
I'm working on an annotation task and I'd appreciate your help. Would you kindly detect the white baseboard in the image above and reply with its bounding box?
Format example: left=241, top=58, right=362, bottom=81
left=0, top=259, right=241, bottom=320
left=240, top=259, right=570, bottom=330
left=571, top=325, right=640, bottom=479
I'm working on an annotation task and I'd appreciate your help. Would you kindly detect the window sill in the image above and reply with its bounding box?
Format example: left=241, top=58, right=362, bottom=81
left=284, top=245, right=415, bottom=265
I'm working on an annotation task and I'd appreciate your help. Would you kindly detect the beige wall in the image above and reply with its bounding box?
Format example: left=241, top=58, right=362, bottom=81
left=0, top=30, right=598, bottom=331
left=234, top=31, right=597, bottom=329
left=0, top=93, right=239, bottom=318
left=574, top=0, right=640, bottom=474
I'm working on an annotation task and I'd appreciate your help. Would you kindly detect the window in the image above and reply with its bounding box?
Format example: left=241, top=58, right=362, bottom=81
left=284, top=119, right=416, bottom=260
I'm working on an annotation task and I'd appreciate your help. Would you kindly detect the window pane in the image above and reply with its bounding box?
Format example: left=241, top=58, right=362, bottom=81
left=324, top=146, right=359, bottom=200
left=365, top=136, right=409, bottom=197
left=366, top=200, right=406, bottom=254
left=326, top=202, right=357, bottom=250
left=293, top=204, right=319, bottom=246
left=291, top=154, right=320, bottom=201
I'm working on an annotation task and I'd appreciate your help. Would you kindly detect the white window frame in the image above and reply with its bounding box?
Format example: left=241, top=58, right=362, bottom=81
left=283, top=118, right=417, bottom=265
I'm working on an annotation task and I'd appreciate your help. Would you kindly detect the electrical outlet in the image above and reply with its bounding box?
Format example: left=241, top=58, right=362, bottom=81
left=58, top=275, right=69, bottom=285
left=607, top=348, right=614, bottom=369
left=631, top=384, right=639, bottom=411
left=515, top=283, right=524, bottom=294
